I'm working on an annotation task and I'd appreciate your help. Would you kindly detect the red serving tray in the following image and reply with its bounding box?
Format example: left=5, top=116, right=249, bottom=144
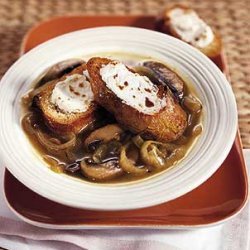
left=4, top=15, right=248, bottom=228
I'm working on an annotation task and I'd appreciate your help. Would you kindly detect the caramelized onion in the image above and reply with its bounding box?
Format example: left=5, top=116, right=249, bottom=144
left=120, top=143, right=148, bottom=175
left=36, top=130, right=76, bottom=151
left=22, top=113, right=77, bottom=152
left=140, top=141, right=184, bottom=169
left=132, top=135, right=144, bottom=148
left=43, top=155, right=64, bottom=173
left=192, top=124, right=203, bottom=136
left=22, top=113, right=36, bottom=135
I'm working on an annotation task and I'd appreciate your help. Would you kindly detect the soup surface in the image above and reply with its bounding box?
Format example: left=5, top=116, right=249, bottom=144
left=21, top=53, right=202, bottom=183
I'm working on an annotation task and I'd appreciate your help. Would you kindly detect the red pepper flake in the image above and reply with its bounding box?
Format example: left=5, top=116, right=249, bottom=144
left=118, top=85, right=124, bottom=90
left=145, top=97, right=154, bottom=107
left=124, top=81, right=128, bottom=86
left=79, top=83, right=84, bottom=88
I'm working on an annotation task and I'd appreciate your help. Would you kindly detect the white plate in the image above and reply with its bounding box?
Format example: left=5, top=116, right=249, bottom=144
left=0, top=27, right=237, bottom=210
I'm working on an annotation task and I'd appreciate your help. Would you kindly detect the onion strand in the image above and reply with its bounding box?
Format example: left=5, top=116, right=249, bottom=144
left=120, top=142, right=148, bottom=175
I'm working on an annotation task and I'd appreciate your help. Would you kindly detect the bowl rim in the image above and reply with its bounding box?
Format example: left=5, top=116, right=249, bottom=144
left=0, top=26, right=238, bottom=210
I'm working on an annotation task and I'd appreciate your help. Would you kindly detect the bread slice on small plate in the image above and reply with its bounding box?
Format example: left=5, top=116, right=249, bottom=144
left=156, top=4, right=222, bottom=59
left=87, top=57, right=187, bottom=142
left=34, top=64, right=97, bottom=134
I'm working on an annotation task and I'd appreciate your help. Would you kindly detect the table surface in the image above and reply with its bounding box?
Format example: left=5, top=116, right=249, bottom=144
left=0, top=0, right=249, bottom=147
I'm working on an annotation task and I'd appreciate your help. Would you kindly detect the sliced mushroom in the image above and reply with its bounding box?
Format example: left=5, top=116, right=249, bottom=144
left=84, top=124, right=124, bottom=150
left=132, top=66, right=160, bottom=84
left=80, top=159, right=123, bottom=181
left=142, top=61, right=185, bottom=100
left=38, top=58, right=85, bottom=86
left=92, top=140, right=122, bottom=163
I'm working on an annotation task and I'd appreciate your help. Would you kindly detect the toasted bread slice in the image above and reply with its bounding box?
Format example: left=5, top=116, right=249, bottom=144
left=33, top=64, right=97, bottom=134
left=87, top=57, right=187, bottom=142
left=156, top=4, right=222, bottom=59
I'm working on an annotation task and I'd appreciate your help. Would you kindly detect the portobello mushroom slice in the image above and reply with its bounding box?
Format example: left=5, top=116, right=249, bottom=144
left=91, top=140, right=122, bottom=163
left=84, top=124, right=124, bottom=151
left=142, top=61, right=185, bottom=100
left=81, top=137, right=124, bottom=181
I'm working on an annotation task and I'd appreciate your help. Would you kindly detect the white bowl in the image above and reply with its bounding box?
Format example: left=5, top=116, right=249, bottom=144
left=0, top=27, right=237, bottom=210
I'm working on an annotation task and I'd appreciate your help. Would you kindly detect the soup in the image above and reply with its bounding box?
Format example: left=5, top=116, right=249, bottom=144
left=21, top=53, right=202, bottom=183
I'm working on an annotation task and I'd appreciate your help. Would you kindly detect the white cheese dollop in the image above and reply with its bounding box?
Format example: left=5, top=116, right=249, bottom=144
left=50, top=72, right=93, bottom=113
left=168, top=8, right=214, bottom=48
left=100, top=62, right=167, bottom=115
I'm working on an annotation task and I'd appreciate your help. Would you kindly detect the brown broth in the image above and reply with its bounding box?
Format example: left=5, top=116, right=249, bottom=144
left=21, top=54, right=203, bottom=184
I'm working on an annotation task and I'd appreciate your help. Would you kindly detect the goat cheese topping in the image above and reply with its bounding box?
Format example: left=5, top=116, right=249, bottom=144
left=100, top=62, right=167, bottom=115
left=50, top=72, right=93, bottom=113
left=168, top=8, right=214, bottom=48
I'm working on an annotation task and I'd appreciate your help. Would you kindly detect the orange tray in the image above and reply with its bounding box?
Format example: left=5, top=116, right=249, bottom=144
left=4, top=15, right=248, bottom=229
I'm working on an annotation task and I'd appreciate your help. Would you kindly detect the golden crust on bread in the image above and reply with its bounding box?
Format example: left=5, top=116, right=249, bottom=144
left=87, top=57, right=187, bottom=142
left=33, top=64, right=97, bottom=134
